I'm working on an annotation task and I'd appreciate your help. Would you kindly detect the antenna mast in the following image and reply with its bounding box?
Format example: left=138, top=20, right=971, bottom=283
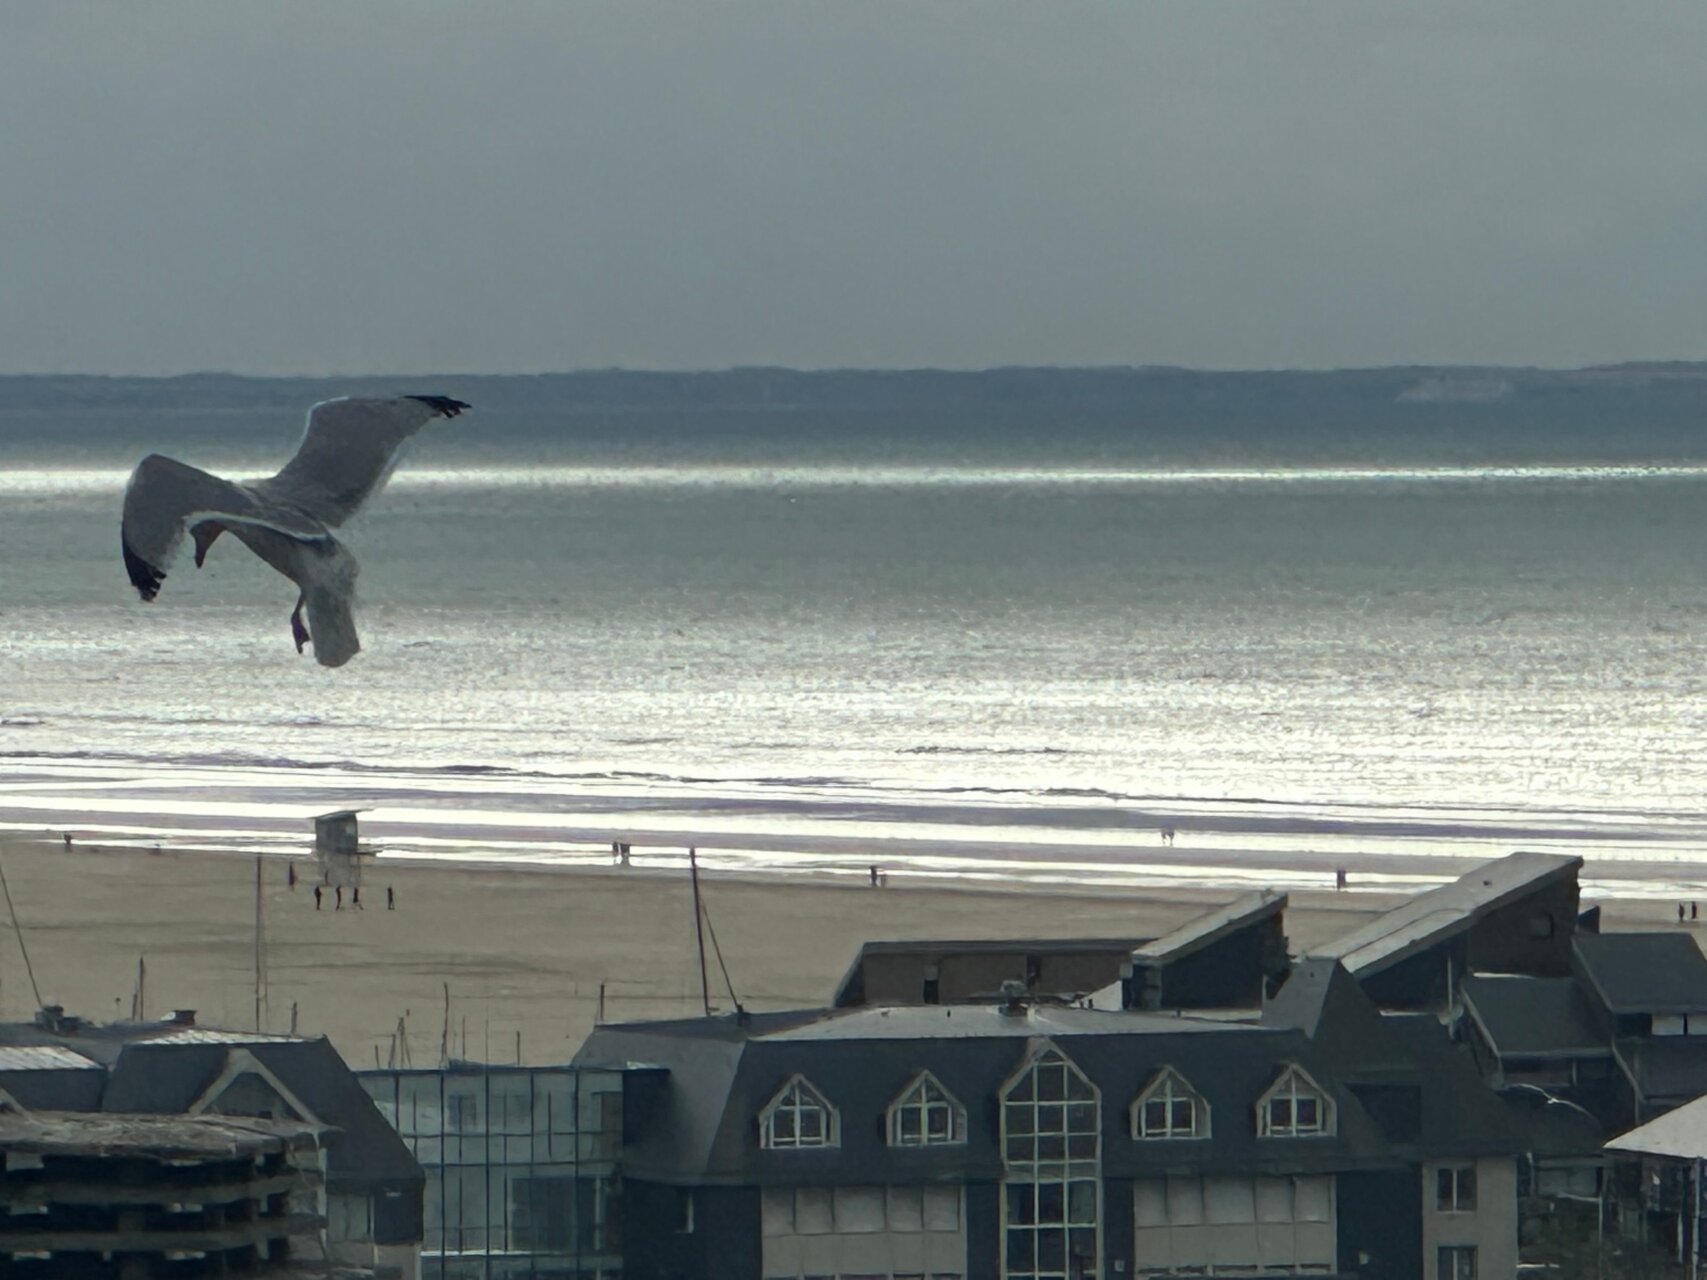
left=0, top=848, right=43, bottom=1012
left=253, top=856, right=268, bottom=1032
left=689, top=848, right=711, bottom=1015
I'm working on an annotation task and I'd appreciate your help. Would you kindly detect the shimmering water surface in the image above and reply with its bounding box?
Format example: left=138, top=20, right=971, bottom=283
left=7, top=424, right=1707, bottom=897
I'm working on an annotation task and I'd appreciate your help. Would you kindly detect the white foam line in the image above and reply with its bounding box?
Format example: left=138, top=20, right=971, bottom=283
left=11, top=463, right=1707, bottom=497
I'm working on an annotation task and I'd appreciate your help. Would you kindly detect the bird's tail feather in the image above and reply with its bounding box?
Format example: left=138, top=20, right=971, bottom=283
left=305, top=586, right=361, bottom=669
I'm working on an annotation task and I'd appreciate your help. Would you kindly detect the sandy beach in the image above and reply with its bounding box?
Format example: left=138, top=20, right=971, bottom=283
left=0, top=832, right=1684, bottom=1071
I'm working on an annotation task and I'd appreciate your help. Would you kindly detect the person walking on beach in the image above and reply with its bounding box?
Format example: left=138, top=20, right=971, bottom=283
left=1679, top=902, right=1686, bottom=924
left=62, top=833, right=72, bottom=851
left=313, top=885, right=322, bottom=911
left=352, top=886, right=362, bottom=910
left=386, top=886, right=395, bottom=911
left=1694, top=902, right=1699, bottom=923
left=287, top=863, right=297, bottom=889
left=335, top=886, right=343, bottom=911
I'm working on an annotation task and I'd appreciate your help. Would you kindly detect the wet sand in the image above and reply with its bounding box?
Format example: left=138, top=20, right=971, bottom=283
left=0, top=834, right=1682, bottom=1071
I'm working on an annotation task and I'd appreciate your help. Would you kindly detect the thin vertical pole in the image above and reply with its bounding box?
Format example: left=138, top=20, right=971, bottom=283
left=689, top=847, right=711, bottom=1015
left=440, top=982, right=451, bottom=1067
left=1686, top=1160, right=1700, bottom=1280
left=253, top=856, right=265, bottom=1032
left=0, top=850, right=42, bottom=1012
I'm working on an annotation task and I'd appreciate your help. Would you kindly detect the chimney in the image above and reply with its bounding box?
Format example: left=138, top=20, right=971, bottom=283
left=999, top=979, right=1029, bottom=1017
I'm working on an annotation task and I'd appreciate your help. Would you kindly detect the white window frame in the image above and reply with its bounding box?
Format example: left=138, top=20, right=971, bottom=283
left=1436, top=1164, right=1476, bottom=1213
left=1131, top=1066, right=1209, bottom=1140
left=759, top=1074, right=839, bottom=1149
left=888, top=1071, right=968, bottom=1148
left=1255, top=1064, right=1335, bottom=1138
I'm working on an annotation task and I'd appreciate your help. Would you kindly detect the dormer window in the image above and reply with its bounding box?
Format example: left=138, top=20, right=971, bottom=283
left=760, top=1075, right=839, bottom=1149
left=888, top=1071, right=966, bottom=1147
left=1132, top=1067, right=1208, bottom=1140
left=1257, top=1065, right=1334, bottom=1137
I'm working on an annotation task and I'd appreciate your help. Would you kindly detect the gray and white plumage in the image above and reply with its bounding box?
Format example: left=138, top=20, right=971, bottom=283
left=120, top=395, right=469, bottom=667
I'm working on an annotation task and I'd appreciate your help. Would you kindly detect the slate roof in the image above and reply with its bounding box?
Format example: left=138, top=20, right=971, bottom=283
left=1462, top=976, right=1607, bottom=1059
left=1574, top=933, right=1707, bottom=1014
left=1130, top=890, right=1286, bottom=967
left=0, top=1018, right=418, bottom=1191
left=1617, top=1038, right=1707, bottom=1105
left=579, top=982, right=1523, bottom=1186
left=1380, top=1015, right=1527, bottom=1157
left=1316, top=852, right=1581, bottom=976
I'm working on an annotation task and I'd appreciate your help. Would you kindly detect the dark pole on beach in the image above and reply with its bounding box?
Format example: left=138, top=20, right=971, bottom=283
left=253, top=856, right=265, bottom=1032
left=689, top=847, right=711, bottom=1016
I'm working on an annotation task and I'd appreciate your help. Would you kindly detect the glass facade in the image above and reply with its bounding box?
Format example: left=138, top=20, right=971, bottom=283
left=361, top=1066, right=623, bottom=1280
left=1001, top=1045, right=1101, bottom=1280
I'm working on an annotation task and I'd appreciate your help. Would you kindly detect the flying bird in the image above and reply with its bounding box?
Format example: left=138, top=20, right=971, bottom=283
left=120, top=395, right=469, bottom=667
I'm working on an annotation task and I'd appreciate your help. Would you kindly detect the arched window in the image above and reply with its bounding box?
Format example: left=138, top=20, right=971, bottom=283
left=1000, top=1042, right=1100, bottom=1280
left=759, top=1075, right=838, bottom=1149
left=1131, top=1067, right=1209, bottom=1140
left=887, top=1071, right=967, bottom=1147
left=1256, top=1064, right=1334, bottom=1138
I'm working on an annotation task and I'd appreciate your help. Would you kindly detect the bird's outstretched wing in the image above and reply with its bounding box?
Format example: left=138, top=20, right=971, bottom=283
left=121, top=454, right=331, bottom=601
left=249, top=395, right=468, bottom=528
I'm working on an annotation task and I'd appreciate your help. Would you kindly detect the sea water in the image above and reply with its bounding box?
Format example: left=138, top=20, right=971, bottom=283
left=6, top=404, right=1707, bottom=896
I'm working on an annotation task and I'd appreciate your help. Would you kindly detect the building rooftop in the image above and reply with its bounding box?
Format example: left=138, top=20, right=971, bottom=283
left=1315, top=852, right=1581, bottom=976
left=0, top=1110, right=318, bottom=1159
left=1130, top=890, right=1286, bottom=968
left=755, top=1001, right=1263, bottom=1043
left=1608, top=1089, right=1707, bottom=1160
left=831, top=936, right=1150, bottom=1007
left=1574, top=932, right=1707, bottom=1014
left=1462, top=976, right=1607, bottom=1059
left=0, top=1045, right=101, bottom=1072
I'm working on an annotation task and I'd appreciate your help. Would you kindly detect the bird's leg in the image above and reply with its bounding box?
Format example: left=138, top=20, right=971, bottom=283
left=290, top=594, right=310, bottom=654
left=191, top=522, right=226, bottom=568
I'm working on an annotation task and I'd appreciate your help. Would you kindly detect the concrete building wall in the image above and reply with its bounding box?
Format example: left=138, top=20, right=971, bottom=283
left=1420, top=1156, right=1518, bottom=1280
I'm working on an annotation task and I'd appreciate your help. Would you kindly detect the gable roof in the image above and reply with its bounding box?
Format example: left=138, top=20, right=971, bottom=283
left=1462, top=976, right=1607, bottom=1059
left=1316, top=852, right=1580, bottom=976
left=102, top=1038, right=420, bottom=1186
left=0, top=1018, right=418, bottom=1191
left=1262, top=958, right=1413, bottom=1077
left=1573, top=933, right=1707, bottom=1014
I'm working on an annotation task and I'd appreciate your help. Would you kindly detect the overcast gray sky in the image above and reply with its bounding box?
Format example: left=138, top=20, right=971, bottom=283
left=3, top=2, right=1704, bottom=374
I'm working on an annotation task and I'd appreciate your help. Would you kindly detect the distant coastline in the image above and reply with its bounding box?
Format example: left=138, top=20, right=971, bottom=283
left=6, top=364, right=1706, bottom=468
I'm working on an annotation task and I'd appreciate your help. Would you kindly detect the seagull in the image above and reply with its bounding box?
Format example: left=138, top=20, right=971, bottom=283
left=120, top=394, right=469, bottom=667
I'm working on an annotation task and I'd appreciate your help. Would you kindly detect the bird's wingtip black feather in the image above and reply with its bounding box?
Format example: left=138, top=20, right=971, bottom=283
left=404, top=394, right=471, bottom=419
left=122, top=535, right=164, bottom=602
